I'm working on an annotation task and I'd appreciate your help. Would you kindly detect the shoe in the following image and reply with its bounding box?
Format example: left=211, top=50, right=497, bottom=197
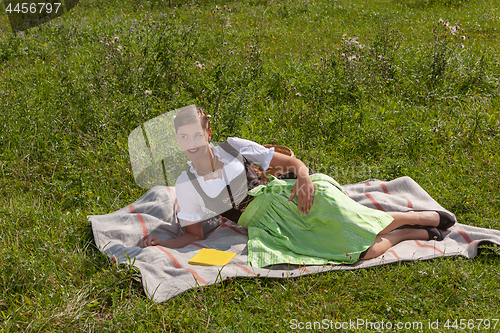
left=436, top=211, right=455, bottom=230
left=423, top=226, right=444, bottom=241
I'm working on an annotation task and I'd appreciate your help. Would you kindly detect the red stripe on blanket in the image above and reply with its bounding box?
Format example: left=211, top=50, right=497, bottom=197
left=229, top=225, right=248, bottom=236
left=167, top=187, right=178, bottom=213
left=365, top=182, right=371, bottom=186
left=220, top=220, right=245, bottom=234
left=380, top=183, right=390, bottom=194
left=185, top=268, right=209, bottom=285
left=155, top=247, right=208, bottom=284
left=166, top=187, right=184, bottom=234
left=364, top=193, right=385, bottom=211
left=294, top=265, right=311, bottom=273
left=192, top=242, right=208, bottom=248
left=387, top=250, right=401, bottom=259
left=458, top=230, right=472, bottom=244
left=128, top=205, right=148, bottom=238
left=345, top=190, right=350, bottom=196
left=407, top=200, right=413, bottom=209
left=230, top=264, right=257, bottom=275
left=413, top=240, right=444, bottom=254
left=156, top=246, right=182, bottom=268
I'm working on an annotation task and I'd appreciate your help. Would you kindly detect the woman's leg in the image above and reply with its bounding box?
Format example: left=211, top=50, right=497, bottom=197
left=362, top=228, right=429, bottom=260
left=378, top=211, right=439, bottom=235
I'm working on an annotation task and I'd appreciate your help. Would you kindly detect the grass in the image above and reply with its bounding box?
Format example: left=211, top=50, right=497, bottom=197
left=0, top=0, right=499, bottom=331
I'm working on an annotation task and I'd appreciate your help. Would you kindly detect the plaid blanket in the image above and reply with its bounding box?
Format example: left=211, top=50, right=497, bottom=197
left=88, top=176, right=500, bottom=303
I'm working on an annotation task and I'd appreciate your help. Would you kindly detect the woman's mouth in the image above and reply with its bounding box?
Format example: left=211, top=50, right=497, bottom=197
left=187, top=148, right=199, bottom=154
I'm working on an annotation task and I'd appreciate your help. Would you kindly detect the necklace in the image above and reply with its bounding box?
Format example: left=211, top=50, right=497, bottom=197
left=193, top=149, right=219, bottom=178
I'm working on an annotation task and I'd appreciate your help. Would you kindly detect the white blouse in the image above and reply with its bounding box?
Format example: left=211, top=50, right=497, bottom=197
left=175, top=137, right=275, bottom=224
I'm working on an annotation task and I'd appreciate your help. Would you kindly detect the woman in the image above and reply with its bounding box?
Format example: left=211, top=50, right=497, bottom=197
left=141, top=106, right=454, bottom=267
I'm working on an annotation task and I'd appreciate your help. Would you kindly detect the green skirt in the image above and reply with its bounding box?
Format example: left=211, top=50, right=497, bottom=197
left=238, top=173, right=394, bottom=268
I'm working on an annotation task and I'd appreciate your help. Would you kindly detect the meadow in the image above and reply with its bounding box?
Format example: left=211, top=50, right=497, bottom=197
left=0, top=0, right=499, bottom=331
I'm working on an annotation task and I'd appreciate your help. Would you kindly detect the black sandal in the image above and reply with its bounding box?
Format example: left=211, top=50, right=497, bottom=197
left=436, top=211, right=455, bottom=230
left=423, top=226, right=444, bottom=241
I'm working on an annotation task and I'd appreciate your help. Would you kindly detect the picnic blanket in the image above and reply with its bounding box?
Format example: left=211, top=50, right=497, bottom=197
left=88, top=176, right=500, bottom=303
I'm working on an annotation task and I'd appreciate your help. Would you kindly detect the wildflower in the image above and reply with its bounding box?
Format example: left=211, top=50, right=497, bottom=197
left=449, top=25, right=460, bottom=35
left=250, top=45, right=254, bottom=48
left=230, top=50, right=234, bottom=54
left=461, top=35, right=466, bottom=40
left=195, top=61, right=205, bottom=69
left=295, top=92, right=301, bottom=97
left=265, top=295, right=270, bottom=299
left=223, top=42, right=227, bottom=45
left=145, top=90, right=152, bottom=95
left=106, top=42, right=109, bottom=46
left=104, top=82, right=107, bottom=86
left=117, top=45, right=123, bottom=52
left=99, top=40, right=103, bottom=43
left=90, top=84, right=94, bottom=87
left=114, top=36, right=119, bottom=42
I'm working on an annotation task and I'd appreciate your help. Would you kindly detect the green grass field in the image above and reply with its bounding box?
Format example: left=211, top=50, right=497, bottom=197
left=0, top=0, right=499, bottom=331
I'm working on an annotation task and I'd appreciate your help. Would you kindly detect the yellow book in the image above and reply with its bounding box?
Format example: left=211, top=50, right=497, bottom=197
left=188, top=248, right=237, bottom=266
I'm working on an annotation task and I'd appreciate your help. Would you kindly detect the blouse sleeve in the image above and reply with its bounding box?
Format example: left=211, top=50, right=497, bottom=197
left=226, top=137, right=275, bottom=171
left=175, top=173, right=213, bottom=225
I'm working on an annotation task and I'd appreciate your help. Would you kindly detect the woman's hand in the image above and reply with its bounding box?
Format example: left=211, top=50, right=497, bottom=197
left=269, top=151, right=315, bottom=214
left=289, top=172, right=315, bottom=214
left=141, top=235, right=164, bottom=248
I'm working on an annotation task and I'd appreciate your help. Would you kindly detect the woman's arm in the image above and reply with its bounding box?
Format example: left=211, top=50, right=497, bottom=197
left=268, top=152, right=315, bottom=214
left=140, top=220, right=204, bottom=248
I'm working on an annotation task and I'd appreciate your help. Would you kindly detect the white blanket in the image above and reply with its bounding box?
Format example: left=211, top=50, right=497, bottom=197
left=88, top=176, right=500, bottom=303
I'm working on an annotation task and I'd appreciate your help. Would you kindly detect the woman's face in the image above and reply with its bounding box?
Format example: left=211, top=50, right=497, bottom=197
left=175, top=121, right=211, bottom=159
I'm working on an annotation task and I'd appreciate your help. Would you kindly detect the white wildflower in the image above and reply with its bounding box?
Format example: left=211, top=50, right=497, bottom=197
left=449, top=25, right=460, bottom=35
left=195, top=61, right=205, bottom=69
left=145, top=90, right=152, bottom=95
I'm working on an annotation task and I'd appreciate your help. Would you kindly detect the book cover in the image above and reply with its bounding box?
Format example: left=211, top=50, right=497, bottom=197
left=188, top=248, right=237, bottom=266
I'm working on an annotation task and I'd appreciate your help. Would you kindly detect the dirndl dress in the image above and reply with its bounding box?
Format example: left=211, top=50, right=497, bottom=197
left=238, top=173, right=394, bottom=267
